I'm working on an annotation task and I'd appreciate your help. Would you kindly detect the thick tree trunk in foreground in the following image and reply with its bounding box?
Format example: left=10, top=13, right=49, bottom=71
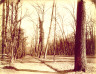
left=74, top=0, right=87, bottom=72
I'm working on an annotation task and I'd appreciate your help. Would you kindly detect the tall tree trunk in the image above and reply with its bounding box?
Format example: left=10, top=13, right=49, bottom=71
left=53, top=3, right=56, bottom=61
left=38, top=17, right=44, bottom=58
left=5, top=0, right=9, bottom=54
left=74, top=0, right=87, bottom=72
left=2, top=1, right=5, bottom=59
left=95, top=26, right=96, bottom=56
left=44, top=2, right=54, bottom=58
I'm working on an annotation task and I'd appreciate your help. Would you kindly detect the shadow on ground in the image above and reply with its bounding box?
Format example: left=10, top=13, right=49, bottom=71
left=2, top=56, right=96, bottom=74
left=3, top=66, right=55, bottom=73
left=39, top=60, right=74, bottom=74
left=3, top=65, right=74, bottom=74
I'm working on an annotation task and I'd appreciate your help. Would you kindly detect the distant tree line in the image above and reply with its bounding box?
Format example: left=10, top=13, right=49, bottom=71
left=30, top=29, right=95, bottom=56
left=29, top=0, right=96, bottom=57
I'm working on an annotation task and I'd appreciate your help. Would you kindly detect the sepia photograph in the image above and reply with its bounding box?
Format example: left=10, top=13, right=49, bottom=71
left=0, top=0, right=96, bottom=74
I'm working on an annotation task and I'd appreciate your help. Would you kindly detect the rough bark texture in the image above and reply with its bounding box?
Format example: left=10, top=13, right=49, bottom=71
left=95, top=26, right=96, bottom=56
left=91, top=0, right=96, bottom=58
left=38, top=17, right=44, bottom=58
left=2, top=2, right=5, bottom=59
left=74, top=0, right=87, bottom=72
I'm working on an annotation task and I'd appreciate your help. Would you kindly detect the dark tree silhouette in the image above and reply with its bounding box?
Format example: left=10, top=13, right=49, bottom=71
left=38, top=17, right=44, bottom=58
left=1, top=1, right=5, bottom=59
left=74, top=0, right=87, bottom=72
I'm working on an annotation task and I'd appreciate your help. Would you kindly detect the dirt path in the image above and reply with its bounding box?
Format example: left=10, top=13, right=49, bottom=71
left=0, top=55, right=57, bottom=74
left=0, top=55, right=96, bottom=74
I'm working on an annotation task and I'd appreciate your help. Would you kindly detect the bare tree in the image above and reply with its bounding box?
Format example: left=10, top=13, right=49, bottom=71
left=63, top=3, right=76, bottom=35
left=75, top=1, right=96, bottom=71
left=53, top=2, right=57, bottom=60
left=74, top=0, right=87, bottom=71
left=1, top=0, right=27, bottom=64
left=10, top=0, right=20, bottom=63
left=10, top=0, right=26, bottom=61
left=91, top=0, right=96, bottom=56
left=1, top=1, right=5, bottom=59
left=44, top=1, right=55, bottom=59
left=86, top=11, right=96, bottom=55
left=91, top=0, right=96, bottom=57
left=38, top=17, right=44, bottom=58
left=31, top=3, right=45, bottom=58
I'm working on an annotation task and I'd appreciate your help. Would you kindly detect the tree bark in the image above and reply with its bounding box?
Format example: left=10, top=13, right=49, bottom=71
left=74, top=0, right=87, bottom=72
left=38, top=17, right=44, bottom=58
left=2, top=1, right=5, bottom=59
left=95, top=26, right=96, bottom=56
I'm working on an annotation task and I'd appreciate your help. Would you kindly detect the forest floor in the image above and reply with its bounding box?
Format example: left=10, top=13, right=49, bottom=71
left=0, top=55, right=96, bottom=74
